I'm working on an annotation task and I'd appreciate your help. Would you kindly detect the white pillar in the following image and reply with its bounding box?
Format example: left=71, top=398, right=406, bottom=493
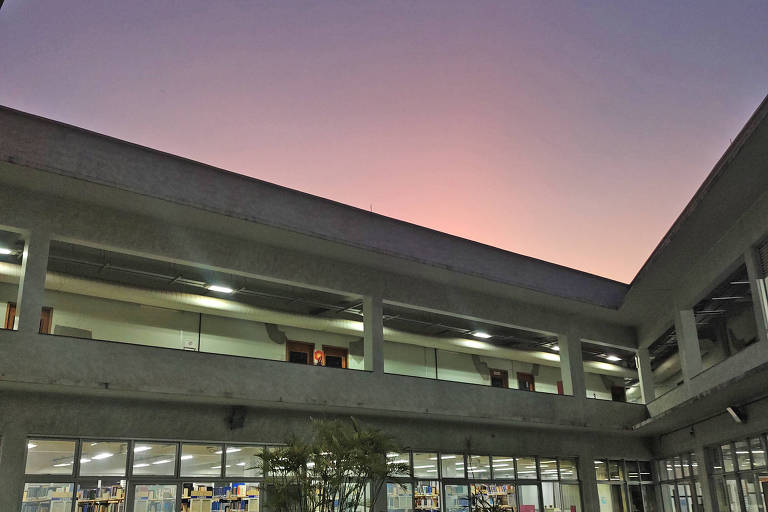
left=673, top=308, right=703, bottom=382
left=557, top=329, right=586, bottom=399
left=363, top=295, right=384, bottom=373
left=635, top=347, right=655, bottom=403
left=744, top=247, right=768, bottom=345
left=15, top=229, right=50, bottom=334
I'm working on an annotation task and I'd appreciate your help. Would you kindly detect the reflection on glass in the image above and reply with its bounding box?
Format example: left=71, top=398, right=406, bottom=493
left=387, top=483, right=413, bottom=512
left=387, top=452, right=411, bottom=477
left=516, top=457, right=537, bottom=479
left=539, top=458, right=558, bottom=480
left=491, top=457, right=515, bottom=480
left=471, top=484, right=515, bottom=512
left=133, top=442, right=177, bottom=476
left=561, top=483, right=582, bottom=512
left=626, top=461, right=640, bottom=481
left=415, top=481, right=440, bottom=512
left=608, top=460, right=624, bottom=481
left=444, top=484, right=468, bottom=512
left=133, top=484, right=176, bottom=512
left=594, top=460, right=608, bottom=481
left=467, top=455, right=490, bottom=479
left=541, top=482, right=561, bottom=510
left=660, top=483, right=676, bottom=512
left=180, top=443, right=224, bottom=476
left=519, top=484, right=540, bottom=512
left=80, top=440, right=128, bottom=477
left=638, top=461, right=653, bottom=482
left=412, top=453, right=438, bottom=478
left=741, top=475, right=762, bottom=512
left=226, top=445, right=264, bottom=477
left=721, top=444, right=735, bottom=472
left=735, top=439, right=752, bottom=470
left=22, top=483, right=74, bottom=512
left=25, top=439, right=77, bottom=475
left=77, top=480, right=126, bottom=511
left=750, top=437, right=766, bottom=467
left=559, top=458, right=578, bottom=480
left=181, top=482, right=260, bottom=511
left=440, top=454, right=465, bottom=479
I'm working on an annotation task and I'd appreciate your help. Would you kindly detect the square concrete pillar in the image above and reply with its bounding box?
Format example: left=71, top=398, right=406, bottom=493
left=557, top=329, right=586, bottom=399
left=577, top=449, right=600, bottom=511
left=694, top=442, right=715, bottom=512
left=15, top=229, right=50, bottom=334
left=363, top=295, right=384, bottom=373
left=744, top=247, right=768, bottom=345
left=0, top=429, right=27, bottom=512
left=673, top=309, right=703, bottom=382
left=635, top=346, right=655, bottom=403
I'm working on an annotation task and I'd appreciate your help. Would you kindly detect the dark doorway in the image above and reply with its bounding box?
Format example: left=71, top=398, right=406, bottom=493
left=489, top=369, right=508, bottom=388
left=517, top=372, right=535, bottom=392
left=286, top=340, right=313, bottom=364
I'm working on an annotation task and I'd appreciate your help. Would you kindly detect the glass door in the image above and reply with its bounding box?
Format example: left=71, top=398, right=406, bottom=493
left=518, top=484, right=540, bottom=512
left=132, top=483, right=177, bottom=512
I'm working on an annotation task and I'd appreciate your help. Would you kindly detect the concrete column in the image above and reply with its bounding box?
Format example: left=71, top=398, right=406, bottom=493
left=673, top=309, right=703, bottom=382
left=744, top=247, right=768, bottom=345
left=577, top=448, right=600, bottom=511
left=694, top=442, right=715, bottom=512
left=557, top=330, right=586, bottom=399
left=363, top=295, right=384, bottom=373
left=15, top=229, right=50, bottom=334
left=0, top=428, right=27, bottom=512
left=635, top=347, right=655, bottom=404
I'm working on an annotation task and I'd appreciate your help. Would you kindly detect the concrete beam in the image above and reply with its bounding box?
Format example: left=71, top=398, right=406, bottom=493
left=15, top=229, right=49, bottom=334
left=673, top=309, right=703, bottom=383
left=636, top=347, right=655, bottom=404
left=744, top=247, right=768, bottom=345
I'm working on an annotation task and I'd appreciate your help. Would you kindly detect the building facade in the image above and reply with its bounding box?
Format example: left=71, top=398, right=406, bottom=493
left=0, top=95, right=767, bottom=512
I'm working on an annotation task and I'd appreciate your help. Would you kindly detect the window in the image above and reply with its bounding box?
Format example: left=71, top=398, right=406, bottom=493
left=412, top=452, right=438, bottom=478
left=489, top=369, right=508, bottom=388
left=323, top=345, right=348, bottom=368
left=517, top=372, right=535, bottom=392
left=286, top=340, right=314, bottom=364
left=657, top=453, right=701, bottom=512
left=133, top=442, right=177, bottom=476
left=180, top=443, right=224, bottom=477
left=80, top=440, right=128, bottom=477
left=226, top=445, right=264, bottom=477
left=4, top=301, right=16, bottom=329
left=25, top=439, right=77, bottom=475
left=4, top=303, right=53, bottom=333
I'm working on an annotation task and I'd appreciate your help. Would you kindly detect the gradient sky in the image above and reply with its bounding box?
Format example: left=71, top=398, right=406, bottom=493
left=1, top=1, right=767, bottom=283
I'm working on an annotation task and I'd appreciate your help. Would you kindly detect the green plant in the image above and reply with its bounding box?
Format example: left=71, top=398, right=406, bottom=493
left=257, top=417, right=409, bottom=512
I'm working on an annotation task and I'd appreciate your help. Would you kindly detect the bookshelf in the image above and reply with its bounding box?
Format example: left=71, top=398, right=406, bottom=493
left=22, top=484, right=74, bottom=512
left=181, top=483, right=259, bottom=511
left=386, top=483, right=413, bottom=512
left=414, top=482, right=440, bottom=512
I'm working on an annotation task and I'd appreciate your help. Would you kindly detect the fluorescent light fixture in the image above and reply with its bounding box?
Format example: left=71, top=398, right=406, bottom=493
left=207, top=285, right=234, bottom=294
left=730, top=281, right=750, bottom=285
left=215, top=447, right=242, bottom=454
left=152, top=459, right=172, bottom=465
left=493, top=458, right=515, bottom=462
left=92, top=452, right=114, bottom=460
left=472, top=331, right=492, bottom=339
left=0, top=248, right=12, bottom=255
left=133, top=463, right=150, bottom=468
left=180, top=455, right=194, bottom=460
left=80, top=458, right=91, bottom=463
left=386, top=453, right=400, bottom=458
left=27, top=443, right=37, bottom=449
left=413, top=465, right=434, bottom=469
left=134, top=446, right=153, bottom=452
left=237, top=462, right=247, bottom=466
left=605, top=355, right=622, bottom=362
left=391, top=459, right=408, bottom=464
left=53, top=463, right=73, bottom=467
left=711, top=296, right=744, bottom=300
left=551, top=345, right=560, bottom=351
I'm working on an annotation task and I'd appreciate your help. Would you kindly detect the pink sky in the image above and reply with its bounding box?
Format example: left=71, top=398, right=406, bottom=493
left=1, top=1, right=767, bottom=282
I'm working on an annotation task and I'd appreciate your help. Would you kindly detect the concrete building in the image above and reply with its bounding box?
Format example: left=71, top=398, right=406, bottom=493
left=0, top=94, right=767, bottom=512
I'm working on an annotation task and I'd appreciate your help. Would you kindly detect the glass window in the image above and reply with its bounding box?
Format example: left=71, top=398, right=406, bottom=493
left=608, top=460, right=623, bottom=480
left=415, top=481, right=440, bottom=512
left=387, top=482, right=413, bottom=512
left=672, top=457, right=683, bottom=479
left=133, top=484, right=176, bottom=511
left=680, top=454, right=691, bottom=477
left=180, top=443, right=223, bottom=476
left=80, top=440, right=128, bottom=476
left=539, top=458, right=558, bottom=480
left=626, top=460, right=640, bottom=481
left=735, top=439, right=752, bottom=470
left=689, top=452, right=698, bottom=477
left=750, top=437, right=766, bottom=467
left=443, top=484, right=467, bottom=512
left=660, top=483, right=677, bottom=512
left=412, top=452, right=438, bottom=478
left=725, top=476, right=741, bottom=512
left=559, top=458, right=578, bottom=480
left=711, top=448, right=725, bottom=473
left=541, top=482, right=561, bottom=511
left=518, top=484, right=540, bottom=512
left=656, top=459, right=670, bottom=481
left=467, top=455, right=490, bottom=479
left=516, top=456, right=538, bottom=479
left=722, top=443, right=735, bottom=472
left=226, top=445, right=264, bottom=477
left=643, top=484, right=660, bottom=512
left=25, top=439, right=77, bottom=475
left=77, top=479, right=126, bottom=510
left=491, top=456, right=515, bottom=479
left=22, top=483, right=74, bottom=510
left=133, top=442, right=177, bottom=475
left=594, top=460, right=608, bottom=481
left=387, top=452, right=411, bottom=477
left=561, top=483, right=581, bottom=512
left=741, top=474, right=762, bottom=512
left=440, top=454, right=465, bottom=479
left=639, top=461, right=653, bottom=482
left=677, top=483, right=693, bottom=512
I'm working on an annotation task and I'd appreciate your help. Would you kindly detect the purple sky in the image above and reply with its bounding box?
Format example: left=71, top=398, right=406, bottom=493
left=2, top=1, right=766, bottom=283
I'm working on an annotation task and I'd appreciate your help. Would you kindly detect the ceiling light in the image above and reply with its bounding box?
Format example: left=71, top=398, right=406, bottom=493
left=711, top=296, right=744, bottom=300
left=237, top=462, right=247, bottom=466
left=27, top=443, right=37, bottom=449
left=207, top=285, right=234, bottom=294
left=81, top=458, right=91, bottom=463
left=605, top=355, right=622, bottom=362
left=730, top=281, right=750, bottom=285
left=0, top=248, right=13, bottom=255
left=551, top=345, right=560, bottom=352
left=53, top=463, right=72, bottom=467
left=133, top=463, right=150, bottom=468
left=472, top=331, right=492, bottom=339
left=91, top=452, right=114, bottom=460
left=152, top=459, right=172, bottom=465
left=134, top=446, right=153, bottom=453
left=386, top=453, right=400, bottom=458
left=180, top=455, right=194, bottom=460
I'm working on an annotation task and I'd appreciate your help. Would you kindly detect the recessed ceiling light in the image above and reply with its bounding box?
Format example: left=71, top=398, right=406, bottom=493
left=605, top=355, right=621, bottom=362
left=207, top=285, right=234, bottom=294
left=472, top=331, right=492, bottom=339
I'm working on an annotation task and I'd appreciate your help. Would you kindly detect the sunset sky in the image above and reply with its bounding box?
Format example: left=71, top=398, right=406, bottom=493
left=1, top=1, right=766, bottom=283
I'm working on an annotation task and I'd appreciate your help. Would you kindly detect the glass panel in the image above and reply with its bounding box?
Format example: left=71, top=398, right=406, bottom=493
left=133, top=484, right=177, bottom=512
left=387, top=452, right=411, bottom=477
left=722, top=444, right=735, bottom=472
left=181, top=482, right=260, bottom=511
left=712, top=447, right=725, bottom=473
left=491, top=457, right=515, bottom=480
left=133, top=442, right=177, bottom=475
left=628, top=485, right=644, bottom=512
left=77, top=479, right=126, bottom=511
left=519, top=484, right=540, bottom=512
left=539, top=458, right=558, bottom=480
left=608, top=460, right=623, bottom=481
left=680, top=455, right=690, bottom=478
left=714, top=476, right=729, bottom=512
left=639, top=461, right=653, bottom=482
left=444, top=484, right=468, bottom=512
left=741, top=474, right=762, bottom=512
left=180, top=443, right=223, bottom=476
left=415, top=481, right=440, bottom=512
left=413, top=453, right=439, bottom=478
left=467, top=455, right=490, bottom=479
left=725, top=476, right=741, bottom=512
left=226, top=445, right=264, bottom=477
left=672, top=457, right=683, bottom=480
left=471, top=484, right=515, bottom=512
left=642, top=485, right=659, bottom=512
left=656, top=460, right=670, bottom=482
left=25, top=439, right=77, bottom=475
left=677, top=483, right=692, bottom=512
left=736, top=439, right=752, bottom=470
left=388, top=483, right=413, bottom=512
left=80, top=440, right=128, bottom=476
left=626, top=461, right=641, bottom=482
left=559, top=458, right=578, bottom=480
left=516, top=457, right=538, bottom=479
left=561, top=483, right=582, bottom=512
left=689, top=453, right=698, bottom=477
left=441, top=454, right=466, bottom=479
left=541, top=482, right=561, bottom=511
left=751, top=437, right=766, bottom=467
left=660, top=484, right=676, bottom=512
left=595, top=460, right=608, bottom=481
left=22, top=483, right=74, bottom=512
